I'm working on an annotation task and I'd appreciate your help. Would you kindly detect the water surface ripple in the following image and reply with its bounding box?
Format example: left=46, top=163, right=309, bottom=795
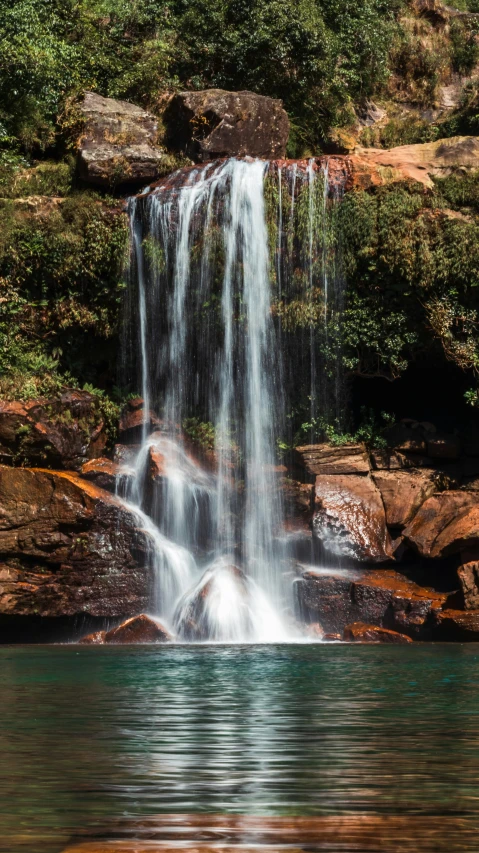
left=1, top=644, right=479, bottom=852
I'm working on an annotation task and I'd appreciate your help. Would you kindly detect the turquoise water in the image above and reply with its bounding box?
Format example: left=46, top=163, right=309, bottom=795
left=1, top=643, right=479, bottom=852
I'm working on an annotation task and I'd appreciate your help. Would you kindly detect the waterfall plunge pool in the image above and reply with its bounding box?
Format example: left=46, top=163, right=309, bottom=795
left=1, top=643, right=479, bottom=853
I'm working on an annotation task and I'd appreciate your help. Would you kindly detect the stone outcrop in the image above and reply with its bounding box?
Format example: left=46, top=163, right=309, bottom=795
left=0, top=466, right=153, bottom=617
left=344, top=622, right=413, bottom=644
left=118, top=398, right=161, bottom=443
left=295, top=568, right=447, bottom=639
left=164, top=89, right=289, bottom=161
left=77, top=92, right=165, bottom=187
left=352, top=136, right=479, bottom=190
left=295, top=443, right=369, bottom=479
left=372, top=469, right=439, bottom=529
left=403, top=491, right=479, bottom=558
left=0, top=390, right=108, bottom=470
left=79, top=614, right=172, bottom=644
left=457, top=551, right=479, bottom=609
left=434, top=608, right=479, bottom=640
left=80, top=457, right=127, bottom=493
left=313, top=473, right=394, bottom=562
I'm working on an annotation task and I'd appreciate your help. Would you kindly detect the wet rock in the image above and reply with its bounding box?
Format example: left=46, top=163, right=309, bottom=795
left=164, top=89, right=289, bottom=161
left=174, top=563, right=254, bottom=642
left=0, top=466, right=153, bottom=617
left=434, top=608, right=479, bottom=640
left=344, top=621, right=413, bottom=644
left=458, top=550, right=479, bottom=609
left=295, top=568, right=447, bottom=639
left=403, top=491, right=479, bottom=558
left=295, top=443, right=369, bottom=479
left=79, top=630, right=106, bottom=644
left=77, top=92, right=165, bottom=187
left=80, top=457, right=131, bottom=493
left=118, top=399, right=161, bottom=443
left=103, top=614, right=172, bottom=644
left=372, top=469, right=439, bottom=529
left=0, top=390, right=108, bottom=470
left=313, top=474, right=394, bottom=563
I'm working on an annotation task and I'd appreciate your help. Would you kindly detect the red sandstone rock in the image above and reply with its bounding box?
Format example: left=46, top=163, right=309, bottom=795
left=0, top=390, right=108, bottom=470
left=104, top=614, right=172, bottom=644
left=294, top=443, right=369, bottom=479
left=295, top=568, right=447, bottom=638
left=344, top=622, right=413, bottom=644
left=403, top=491, right=479, bottom=558
left=434, top=608, right=479, bottom=640
left=372, top=469, right=439, bottom=529
left=79, top=630, right=106, bottom=644
left=118, top=401, right=161, bottom=443
left=458, top=549, right=479, bottom=609
left=313, top=474, right=394, bottom=562
left=0, top=466, right=153, bottom=617
left=80, top=457, right=130, bottom=493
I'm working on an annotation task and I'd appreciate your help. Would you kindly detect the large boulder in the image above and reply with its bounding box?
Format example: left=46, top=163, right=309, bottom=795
left=313, top=474, right=394, bottom=562
left=0, top=390, right=108, bottom=470
left=164, top=89, right=289, bottom=161
left=434, top=608, right=479, bottom=640
left=77, top=92, right=165, bottom=187
left=372, top=469, right=439, bottom=529
left=295, top=568, right=447, bottom=638
left=0, top=467, right=153, bottom=617
left=104, top=614, right=172, bottom=644
left=403, top=491, right=479, bottom=558
left=80, top=457, right=131, bottom=493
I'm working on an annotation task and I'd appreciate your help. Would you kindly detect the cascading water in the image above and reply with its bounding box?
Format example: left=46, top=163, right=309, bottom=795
left=119, top=157, right=347, bottom=642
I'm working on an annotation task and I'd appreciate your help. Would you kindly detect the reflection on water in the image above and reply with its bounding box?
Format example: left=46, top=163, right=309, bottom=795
left=1, top=644, right=479, bottom=853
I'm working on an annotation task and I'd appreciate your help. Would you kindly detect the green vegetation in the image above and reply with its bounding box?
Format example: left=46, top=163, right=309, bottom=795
left=0, top=191, right=128, bottom=402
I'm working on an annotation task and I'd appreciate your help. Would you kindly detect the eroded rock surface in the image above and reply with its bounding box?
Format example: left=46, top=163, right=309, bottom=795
left=78, top=92, right=165, bottom=187
left=344, top=621, right=413, bottom=644
left=295, top=443, right=369, bottom=479
left=295, top=568, right=447, bottom=638
left=372, top=469, right=439, bottom=529
left=313, top=474, right=393, bottom=562
left=0, top=390, right=108, bottom=470
left=403, top=491, right=479, bottom=557
left=164, top=89, right=289, bottom=161
left=0, top=467, right=152, bottom=617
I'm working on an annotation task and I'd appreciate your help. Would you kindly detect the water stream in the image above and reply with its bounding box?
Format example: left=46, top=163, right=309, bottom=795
left=120, top=158, right=345, bottom=641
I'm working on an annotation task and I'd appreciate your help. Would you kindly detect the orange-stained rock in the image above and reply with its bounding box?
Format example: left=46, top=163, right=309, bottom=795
left=294, top=443, right=369, bottom=479
left=434, top=608, right=479, bottom=640
left=403, top=491, right=479, bottom=558
left=372, top=469, right=439, bottom=529
left=80, top=457, right=133, bottom=493
left=118, top=399, right=161, bottom=443
left=0, top=466, right=153, bottom=617
left=103, top=614, right=172, bottom=644
left=313, top=474, right=394, bottom=562
left=344, top=622, right=413, bottom=644
left=0, top=390, right=108, bottom=470
left=79, top=630, right=106, bottom=644
left=295, top=567, right=447, bottom=638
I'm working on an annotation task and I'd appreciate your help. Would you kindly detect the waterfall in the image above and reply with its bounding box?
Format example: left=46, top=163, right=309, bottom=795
left=119, top=157, right=346, bottom=642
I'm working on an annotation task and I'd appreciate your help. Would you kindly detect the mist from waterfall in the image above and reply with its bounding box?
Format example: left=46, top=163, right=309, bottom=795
left=120, top=157, right=345, bottom=642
